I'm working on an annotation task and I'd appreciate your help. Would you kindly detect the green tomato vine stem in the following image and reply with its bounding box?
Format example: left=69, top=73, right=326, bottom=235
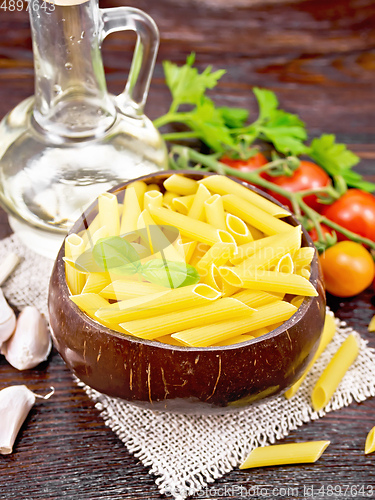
left=171, top=146, right=375, bottom=252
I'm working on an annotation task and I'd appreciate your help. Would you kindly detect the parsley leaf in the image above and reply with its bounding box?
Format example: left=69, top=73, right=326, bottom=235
left=218, top=106, right=249, bottom=128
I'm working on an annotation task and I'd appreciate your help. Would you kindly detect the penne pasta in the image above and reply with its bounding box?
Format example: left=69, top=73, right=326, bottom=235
left=195, top=240, right=237, bottom=278
left=239, top=441, right=330, bottom=469
left=202, top=263, right=240, bottom=296
left=70, top=293, right=110, bottom=320
left=95, top=284, right=221, bottom=323
left=247, top=225, right=264, bottom=240
left=119, top=298, right=254, bottom=339
left=231, top=289, right=283, bottom=308
left=295, top=268, right=310, bottom=280
left=368, top=315, right=375, bottom=332
left=65, top=234, right=87, bottom=295
left=290, top=296, right=304, bottom=308
left=237, top=226, right=301, bottom=271
left=145, top=183, right=161, bottom=192
left=226, top=213, right=254, bottom=245
left=187, top=183, right=211, bottom=221
left=127, top=180, right=147, bottom=210
left=156, top=334, right=185, bottom=346
left=292, top=247, right=315, bottom=268
left=149, top=206, right=230, bottom=246
left=213, top=334, right=255, bottom=346
left=163, top=191, right=179, bottom=209
left=143, top=190, right=163, bottom=212
left=275, top=253, right=294, bottom=274
left=120, top=185, right=142, bottom=235
left=285, top=313, right=336, bottom=399
left=189, top=242, right=211, bottom=267
left=172, top=195, right=195, bottom=215
left=164, top=174, right=198, bottom=195
left=230, top=228, right=300, bottom=266
left=311, top=333, right=359, bottom=412
left=222, top=194, right=292, bottom=236
left=98, top=192, right=120, bottom=237
left=199, top=175, right=290, bottom=217
left=219, top=266, right=318, bottom=296
left=172, top=301, right=297, bottom=347
left=81, top=273, right=111, bottom=294
left=100, top=280, right=167, bottom=301
left=175, top=238, right=197, bottom=263
left=204, top=194, right=227, bottom=230
left=365, top=426, right=375, bottom=454
left=80, top=213, right=101, bottom=248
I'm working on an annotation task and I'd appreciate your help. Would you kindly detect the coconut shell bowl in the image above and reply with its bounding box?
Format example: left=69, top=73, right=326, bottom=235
left=48, top=171, right=326, bottom=415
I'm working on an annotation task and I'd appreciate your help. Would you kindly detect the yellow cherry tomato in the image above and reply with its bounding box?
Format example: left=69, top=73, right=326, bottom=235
left=319, top=241, right=375, bottom=297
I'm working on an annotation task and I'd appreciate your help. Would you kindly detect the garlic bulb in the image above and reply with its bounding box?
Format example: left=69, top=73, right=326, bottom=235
left=1, top=306, right=51, bottom=370
left=0, top=385, right=54, bottom=454
left=0, top=288, right=16, bottom=346
left=0, top=252, right=20, bottom=286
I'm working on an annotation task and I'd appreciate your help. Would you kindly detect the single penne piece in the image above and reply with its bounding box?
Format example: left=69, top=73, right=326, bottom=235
left=295, top=268, right=311, bottom=280
left=70, top=293, right=111, bottom=320
left=149, top=206, right=229, bottom=246
left=175, top=238, right=197, bottom=264
left=81, top=273, right=111, bottom=294
left=219, top=267, right=318, bottom=296
left=80, top=213, right=101, bottom=248
left=204, top=194, right=227, bottom=230
left=311, top=333, right=359, bottom=412
left=290, top=296, right=305, bottom=308
left=164, top=174, right=198, bottom=195
left=237, top=226, right=301, bottom=271
left=100, top=280, right=167, bottom=300
left=189, top=243, right=211, bottom=267
left=231, top=289, right=283, bottom=308
left=199, top=175, right=290, bottom=217
left=143, top=190, right=163, bottom=212
left=213, top=334, right=255, bottom=346
left=187, top=184, right=211, bottom=221
left=275, top=253, right=294, bottom=274
left=146, top=183, right=161, bottom=192
left=230, top=228, right=300, bottom=265
left=222, top=194, right=292, bottom=236
left=120, top=185, right=142, bottom=235
left=88, top=225, right=108, bottom=247
left=225, top=213, right=254, bottom=245
left=98, top=192, right=120, bottom=237
left=172, top=195, right=195, bottom=215
left=247, top=225, right=264, bottom=240
left=96, top=284, right=221, bottom=323
left=365, top=426, right=375, bottom=454
left=65, top=234, right=87, bottom=295
left=157, top=334, right=185, bottom=346
left=119, top=298, right=254, bottom=339
left=127, top=180, right=147, bottom=210
left=195, top=239, right=237, bottom=278
left=293, top=247, right=315, bottom=268
left=202, top=263, right=240, bottom=296
left=285, top=313, right=336, bottom=399
left=172, top=301, right=297, bottom=347
left=163, top=191, right=179, bottom=209
left=239, top=441, right=330, bottom=469
left=368, top=315, right=375, bottom=332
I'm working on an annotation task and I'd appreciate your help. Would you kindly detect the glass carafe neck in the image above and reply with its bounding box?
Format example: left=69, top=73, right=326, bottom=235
left=30, top=0, right=116, bottom=139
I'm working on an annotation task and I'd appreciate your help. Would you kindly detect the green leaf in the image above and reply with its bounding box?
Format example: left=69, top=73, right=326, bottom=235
left=163, top=54, right=226, bottom=109
left=253, top=87, right=279, bottom=120
left=93, top=237, right=141, bottom=275
left=308, top=134, right=360, bottom=176
left=140, top=259, right=200, bottom=289
left=218, top=107, right=249, bottom=128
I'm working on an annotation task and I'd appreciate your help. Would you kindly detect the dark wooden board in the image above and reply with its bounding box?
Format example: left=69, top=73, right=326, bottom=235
left=1, top=0, right=375, bottom=498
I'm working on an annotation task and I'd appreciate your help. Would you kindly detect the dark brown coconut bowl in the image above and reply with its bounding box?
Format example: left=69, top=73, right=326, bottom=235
left=48, top=171, right=326, bottom=415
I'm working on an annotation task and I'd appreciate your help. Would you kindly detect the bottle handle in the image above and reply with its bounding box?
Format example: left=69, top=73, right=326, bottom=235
left=99, top=7, right=159, bottom=117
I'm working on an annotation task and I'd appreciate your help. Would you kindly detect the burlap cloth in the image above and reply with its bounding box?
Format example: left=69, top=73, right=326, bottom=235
left=1, top=234, right=375, bottom=499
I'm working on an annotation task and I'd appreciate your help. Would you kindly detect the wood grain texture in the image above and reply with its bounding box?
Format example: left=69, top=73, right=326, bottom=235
left=1, top=0, right=375, bottom=498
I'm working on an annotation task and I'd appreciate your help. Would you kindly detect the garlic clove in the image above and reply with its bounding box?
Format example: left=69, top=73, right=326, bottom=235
left=1, top=306, right=52, bottom=370
left=0, top=385, right=36, bottom=455
left=0, top=252, right=20, bottom=286
left=0, top=288, right=16, bottom=345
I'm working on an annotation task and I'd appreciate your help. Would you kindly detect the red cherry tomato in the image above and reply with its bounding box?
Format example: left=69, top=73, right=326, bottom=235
left=263, top=161, right=330, bottom=212
left=221, top=152, right=268, bottom=173
left=308, top=224, right=332, bottom=242
left=322, top=189, right=375, bottom=242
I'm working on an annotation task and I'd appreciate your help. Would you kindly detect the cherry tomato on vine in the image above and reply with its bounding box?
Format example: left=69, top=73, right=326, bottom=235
left=220, top=152, right=268, bottom=173
left=319, top=241, right=375, bottom=297
left=263, top=161, right=330, bottom=212
left=322, top=189, right=375, bottom=242
left=308, top=224, right=333, bottom=242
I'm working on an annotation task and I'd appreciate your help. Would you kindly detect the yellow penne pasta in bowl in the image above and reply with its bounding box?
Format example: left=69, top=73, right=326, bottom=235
left=48, top=171, right=325, bottom=415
